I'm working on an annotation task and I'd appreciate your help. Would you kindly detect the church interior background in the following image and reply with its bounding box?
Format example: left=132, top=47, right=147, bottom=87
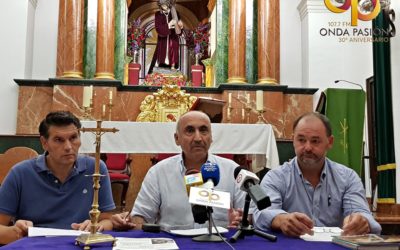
left=0, top=0, right=400, bottom=215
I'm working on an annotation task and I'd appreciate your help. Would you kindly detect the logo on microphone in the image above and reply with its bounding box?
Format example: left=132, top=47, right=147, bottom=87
left=324, top=0, right=381, bottom=26
left=236, top=173, right=242, bottom=184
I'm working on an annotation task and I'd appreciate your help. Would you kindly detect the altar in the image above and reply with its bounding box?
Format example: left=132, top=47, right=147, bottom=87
left=80, top=121, right=279, bottom=169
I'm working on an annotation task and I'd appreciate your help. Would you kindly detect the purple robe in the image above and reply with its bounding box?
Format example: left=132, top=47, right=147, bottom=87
left=154, top=11, right=180, bottom=67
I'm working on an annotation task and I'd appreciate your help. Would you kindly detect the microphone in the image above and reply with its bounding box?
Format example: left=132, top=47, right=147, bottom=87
left=184, top=170, right=203, bottom=195
left=234, top=167, right=271, bottom=210
left=191, top=162, right=220, bottom=225
left=334, top=80, right=364, bottom=91
left=201, top=162, right=220, bottom=189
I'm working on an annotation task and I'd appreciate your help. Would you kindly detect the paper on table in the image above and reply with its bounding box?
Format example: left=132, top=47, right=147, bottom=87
left=28, top=227, right=90, bottom=237
left=168, top=226, right=228, bottom=236
left=113, top=237, right=179, bottom=250
left=300, top=227, right=343, bottom=242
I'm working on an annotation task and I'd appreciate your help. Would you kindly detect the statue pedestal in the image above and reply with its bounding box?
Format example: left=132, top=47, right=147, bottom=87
left=128, top=63, right=141, bottom=85
left=191, top=65, right=203, bottom=87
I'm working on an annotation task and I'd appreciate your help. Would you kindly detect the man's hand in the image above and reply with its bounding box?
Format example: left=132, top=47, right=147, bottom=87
left=110, top=212, right=137, bottom=231
left=14, top=220, right=33, bottom=236
left=342, top=213, right=370, bottom=236
left=177, top=20, right=183, bottom=29
left=168, top=20, right=176, bottom=29
left=71, top=220, right=104, bottom=232
left=228, top=208, right=243, bottom=228
left=272, top=212, right=314, bottom=237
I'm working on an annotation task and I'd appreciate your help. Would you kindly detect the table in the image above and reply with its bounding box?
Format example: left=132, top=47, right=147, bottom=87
left=2, top=230, right=347, bottom=250
left=79, top=122, right=280, bottom=169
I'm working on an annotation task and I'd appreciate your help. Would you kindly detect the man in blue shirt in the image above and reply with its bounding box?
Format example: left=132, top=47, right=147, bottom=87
left=252, top=112, right=381, bottom=237
left=0, top=111, right=115, bottom=244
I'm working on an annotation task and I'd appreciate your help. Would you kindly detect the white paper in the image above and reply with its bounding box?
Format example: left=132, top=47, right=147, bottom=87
left=28, top=227, right=90, bottom=237
left=300, top=227, right=343, bottom=242
left=169, top=226, right=228, bottom=236
left=113, top=237, right=179, bottom=250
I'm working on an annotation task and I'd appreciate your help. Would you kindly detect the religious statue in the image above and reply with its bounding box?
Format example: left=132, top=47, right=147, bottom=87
left=149, top=0, right=183, bottom=73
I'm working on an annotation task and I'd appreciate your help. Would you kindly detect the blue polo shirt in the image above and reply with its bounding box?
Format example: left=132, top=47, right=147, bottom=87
left=0, top=154, right=115, bottom=229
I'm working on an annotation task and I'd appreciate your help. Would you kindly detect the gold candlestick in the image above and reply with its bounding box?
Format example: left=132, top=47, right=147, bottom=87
left=82, top=99, right=93, bottom=121
left=75, top=121, right=119, bottom=249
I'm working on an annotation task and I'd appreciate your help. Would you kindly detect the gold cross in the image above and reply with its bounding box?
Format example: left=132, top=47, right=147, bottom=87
left=80, top=121, right=119, bottom=234
left=339, top=118, right=349, bottom=154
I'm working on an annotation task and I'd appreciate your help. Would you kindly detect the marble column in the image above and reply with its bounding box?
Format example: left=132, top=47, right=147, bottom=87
left=94, top=0, right=115, bottom=79
left=215, top=0, right=229, bottom=85
left=246, top=0, right=258, bottom=84
left=57, top=0, right=85, bottom=78
left=83, top=0, right=98, bottom=79
left=227, top=0, right=247, bottom=84
left=114, top=0, right=127, bottom=82
left=56, top=0, right=66, bottom=77
left=257, top=0, right=280, bottom=84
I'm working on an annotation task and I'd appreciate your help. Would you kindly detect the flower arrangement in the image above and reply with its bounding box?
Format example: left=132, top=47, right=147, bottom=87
left=185, top=23, right=210, bottom=56
left=127, top=18, right=146, bottom=60
left=144, top=72, right=186, bottom=87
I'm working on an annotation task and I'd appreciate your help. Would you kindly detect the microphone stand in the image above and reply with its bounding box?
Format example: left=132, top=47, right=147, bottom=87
left=230, top=194, right=277, bottom=243
left=192, top=207, right=225, bottom=242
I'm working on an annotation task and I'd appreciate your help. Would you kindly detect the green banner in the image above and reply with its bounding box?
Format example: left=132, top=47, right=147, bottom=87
left=373, top=11, right=396, bottom=204
left=324, top=88, right=365, bottom=176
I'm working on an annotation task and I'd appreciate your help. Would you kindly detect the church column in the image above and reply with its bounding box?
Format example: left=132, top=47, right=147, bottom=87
left=57, top=0, right=85, bottom=78
left=215, top=0, right=229, bottom=85
left=257, top=0, right=279, bottom=84
left=227, top=0, right=247, bottom=84
left=94, top=0, right=115, bottom=79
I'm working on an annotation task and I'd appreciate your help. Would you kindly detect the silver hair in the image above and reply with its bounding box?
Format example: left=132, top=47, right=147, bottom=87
left=158, top=0, right=171, bottom=6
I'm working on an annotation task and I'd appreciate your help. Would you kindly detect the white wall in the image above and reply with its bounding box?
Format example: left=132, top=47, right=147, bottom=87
left=280, top=0, right=302, bottom=87
left=31, top=0, right=58, bottom=79
left=0, top=0, right=30, bottom=134
left=297, top=0, right=373, bottom=107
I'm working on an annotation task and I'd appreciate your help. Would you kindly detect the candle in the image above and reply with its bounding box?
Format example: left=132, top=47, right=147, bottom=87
left=89, top=85, right=93, bottom=98
left=82, top=87, right=90, bottom=107
left=109, top=90, right=113, bottom=104
left=246, top=93, right=250, bottom=104
left=102, top=104, right=106, bottom=117
left=228, top=93, right=232, bottom=106
left=256, top=90, right=264, bottom=111
left=242, top=108, right=245, bottom=120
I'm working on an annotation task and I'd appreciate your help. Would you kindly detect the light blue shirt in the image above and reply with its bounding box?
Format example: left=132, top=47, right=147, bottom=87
left=252, top=157, right=381, bottom=234
left=132, top=153, right=246, bottom=231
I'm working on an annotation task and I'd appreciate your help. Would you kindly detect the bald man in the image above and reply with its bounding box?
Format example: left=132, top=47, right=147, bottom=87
left=252, top=112, right=381, bottom=237
left=111, top=111, right=245, bottom=231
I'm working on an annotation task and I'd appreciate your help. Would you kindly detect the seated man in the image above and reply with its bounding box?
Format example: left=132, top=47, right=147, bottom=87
left=112, top=111, right=245, bottom=231
left=252, top=112, right=381, bottom=237
left=0, top=111, right=115, bottom=244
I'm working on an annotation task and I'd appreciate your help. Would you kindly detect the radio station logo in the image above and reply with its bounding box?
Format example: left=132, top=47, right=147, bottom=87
left=324, top=0, right=381, bottom=26
left=321, top=0, right=395, bottom=43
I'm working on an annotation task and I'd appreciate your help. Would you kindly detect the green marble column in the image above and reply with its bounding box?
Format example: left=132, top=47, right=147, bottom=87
left=246, top=0, right=257, bottom=84
left=114, top=0, right=127, bottom=82
left=83, top=0, right=97, bottom=79
left=215, top=0, right=229, bottom=86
